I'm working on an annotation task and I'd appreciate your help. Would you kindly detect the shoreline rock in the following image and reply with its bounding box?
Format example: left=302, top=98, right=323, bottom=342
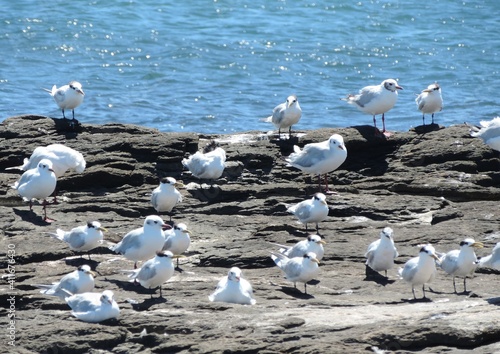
left=1, top=115, right=499, bottom=353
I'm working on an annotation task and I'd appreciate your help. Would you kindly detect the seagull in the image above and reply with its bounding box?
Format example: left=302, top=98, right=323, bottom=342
left=109, top=215, right=170, bottom=269
left=469, top=117, right=500, bottom=152
left=47, top=221, right=107, bottom=259
left=262, top=95, right=302, bottom=139
left=34, top=265, right=96, bottom=300
left=162, top=223, right=191, bottom=270
left=478, top=242, right=500, bottom=270
left=415, top=83, right=443, bottom=125
left=271, top=251, right=320, bottom=294
left=286, top=134, right=347, bottom=193
left=365, top=227, right=399, bottom=277
left=65, top=290, right=120, bottom=323
left=209, top=267, right=256, bottom=305
left=399, top=244, right=440, bottom=299
left=151, top=177, right=183, bottom=222
left=122, top=251, right=181, bottom=298
left=439, top=238, right=483, bottom=293
left=44, top=81, right=85, bottom=120
left=182, top=140, right=226, bottom=181
left=12, top=158, right=57, bottom=222
left=342, top=79, right=403, bottom=135
left=6, top=143, right=86, bottom=178
left=272, top=234, right=326, bottom=261
left=286, top=193, right=329, bottom=233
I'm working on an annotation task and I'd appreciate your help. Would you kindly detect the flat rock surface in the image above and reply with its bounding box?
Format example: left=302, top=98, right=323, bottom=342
left=1, top=116, right=499, bottom=353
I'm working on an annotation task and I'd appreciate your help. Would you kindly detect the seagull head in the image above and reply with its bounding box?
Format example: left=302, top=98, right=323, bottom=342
left=144, top=215, right=171, bottom=230
left=304, top=252, right=320, bottom=264
left=380, top=227, right=394, bottom=240
left=228, top=267, right=242, bottom=282
left=328, top=134, right=346, bottom=151
left=312, top=193, right=327, bottom=205
left=419, top=244, right=440, bottom=261
left=38, top=159, right=55, bottom=173
left=87, top=221, right=107, bottom=233
left=423, top=82, right=440, bottom=93
left=78, top=264, right=97, bottom=277
left=383, top=79, right=403, bottom=92
left=460, top=238, right=484, bottom=249
left=307, top=234, right=326, bottom=245
left=100, top=290, right=114, bottom=305
left=69, top=81, right=85, bottom=96
left=286, top=95, right=298, bottom=109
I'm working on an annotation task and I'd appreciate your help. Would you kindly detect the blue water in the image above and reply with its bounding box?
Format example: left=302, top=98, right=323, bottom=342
left=1, top=1, right=498, bottom=134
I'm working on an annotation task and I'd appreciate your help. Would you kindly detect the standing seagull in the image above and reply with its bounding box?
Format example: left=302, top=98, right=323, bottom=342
left=342, top=79, right=403, bottom=135
left=439, top=238, right=483, bottom=293
left=151, top=177, right=183, bottom=222
left=182, top=140, right=226, bottom=181
left=12, top=158, right=57, bottom=222
left=469, top=117, right=500, bottom=152
left=270, top=251, right=320, bottom=294
left=162, top=223, right=192, bottom=270
left=286, top=134, right=347, bottom=193
left=478, top=242, right=500, bottom=270
left=263, top=95, right=302, bottom=139
left=65, top=290, right=120, bottom=323
left=365, top=227, right=399, bottom=277
left=6, top=143, right=86, bottom=178
left=44, top=81, right=85, bottom=120
left=48, top=221, right=107, bottom=259
left=399, top=244, right=440, bottom=299
left=415, top=83, right=443, bottom=125
left=209, top=267, right=256, bottom=305
left=34, top=265, right=96, bottom=300
left=122, top=251, right=181, bottom=298
left=109, top=215, right=170, bottom=269
left=286, top=193, right=329, bottom=234
left=272, top=234, right=326, bottom=261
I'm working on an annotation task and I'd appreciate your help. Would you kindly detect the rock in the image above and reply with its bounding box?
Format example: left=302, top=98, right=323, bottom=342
left=1, top=115, right=500, bottom=353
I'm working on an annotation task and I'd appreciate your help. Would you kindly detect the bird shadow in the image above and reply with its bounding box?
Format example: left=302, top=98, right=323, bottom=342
left=50, top=117, right=84, bottom=137
left=411, top=123, right=443, bottom=135
left=277, top=286, right=315, bottom=299
left=64, top=258, right=100, bottom=271
left=400, top=297, right=433, bottom=304
left=363, top=267, right=396, bottom=286
left=126, top=296, right=168, bottom=311
left=351, top=125, right=388, bottom=142
left=486, top=297, right=500, bottom=306
left=12, top=208, right=53, bottom=226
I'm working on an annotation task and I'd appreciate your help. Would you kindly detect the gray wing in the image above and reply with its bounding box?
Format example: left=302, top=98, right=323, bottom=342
left=353, top=86, right=379, bottom=107
left=293, top=203, right=311, bottom=221
left=15, top=169, right=37, bottom=189
left=283, top=259, right=303, bottom=280
left=478, top=125, right=500, bottom=141
left=183, top=154, right=207, bottom=177
left=288, top=145, right=328, bottom=168
left=136, top=261, right=157, bottom=282
left=67, top=295, right=97, bottom=312
left=401, top=258, right=419, bottom=282
left=163, top=235, right=173, bottom=251
left=271, top=103, right=286, bottom=125
left=53, top=88, right=67, bottom=105
left=151, top=190, right=160, bottom=211
left=111, top=229, right=142, bottom=253
left=439, top=251, right=460, bottom=274
left=66, top=230, right=87, bottom=249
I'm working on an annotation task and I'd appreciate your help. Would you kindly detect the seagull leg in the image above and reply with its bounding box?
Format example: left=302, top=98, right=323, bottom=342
left=453, top=277, right=457, bottom=293
left=463, top=277, right=467, bottom=293
left=431, top=113, right=435, bottom=125
left=159, top=285, right=163, bottom=298
left=42, top=199, right=54, bottom=223
left=372, top=115, right=377, bottom=129
left=422, top=114, right=426, bottom=126
left=175, top=257, right=184, bottom=273
left=317, top=174, right=322, bottom=191
left=278, top=128, right=281, bottom=140
left=304, top=282, right=308, bottom=295
left=422, top=285, right=426, bottom=299
left=411, top=286, right=416, bottom=299
left=381, top=113, right=386, bottom=133
left=289, top=126, right=293, bottom=139
left=62, top=109, right=66, bottom=119
left=134, top=262, right=138, bottom=269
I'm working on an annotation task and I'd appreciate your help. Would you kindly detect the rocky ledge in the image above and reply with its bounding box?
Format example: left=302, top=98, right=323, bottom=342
left=1, top=115, right=499, bottom=354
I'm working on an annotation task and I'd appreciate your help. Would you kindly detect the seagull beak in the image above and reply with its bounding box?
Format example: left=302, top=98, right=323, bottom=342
left=338, top=145, right=345, bottom=151
left=77, top=89, right=85, bottom=95
left=235, top=276, right=241, bottom=282
left=318, top=240, right=326, bottom=245
left=312, top=258, right=320, bottom=264
left=472, top=242, right=484, bottom=248
left=431, top=253, right=440, bottom=261
left=172, top=255, right=186, bottom=259
left=49, top=168, right=55, bottom=173
left=161, top=224, right=172, bottom=231
left=184, top=229, right=192, bottom=235
left=88, top=270, right=97, bottom=277
left=423, top=88, right=433, bottom=93
left=175, top=181, right=185, bottom=188
left=98, top=227, right=108, bottom=232
left=396, top=85, right=403, bottom=90
left=320, top=200, right=327, bottom=205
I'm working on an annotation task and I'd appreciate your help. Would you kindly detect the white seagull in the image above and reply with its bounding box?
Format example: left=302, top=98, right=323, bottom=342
left=439, top=238, right=483, bottom=293
left=478, top=242, right=500, bottom=270
left=342, top=79, right=403, bottom=135
left=469, top=117, right=500, bottom=152
left=365, top=227, right=399, bottom=277
left=12, top=158, right=57, bottom=222
left=399, top=244, right=440, bottom=299
left=48, top=221, right=107, bottom=259
left=262, top=95, right=302, bottom=139
left=271, top=251, right=320, bottom=294
left=286, top=193, right=329, bottom=233
left=6, top=143, right=86, bottom=178
left=34, top=265, right=96, bottom=300
left=162, top=223, right=191, bottom=270
left=286, top=134, right=347, bottom=192
left=151, top=177, right=183, bottom=221
left=209, top=267, right=256, bottom=305
left=415, top=83, right=443, bottom=125
left=122, top=251, right=181, bottom=298
left=65, top=290, right=120, bottom=323
left=182, top=140, right=226, bottom=181
left=109, top=215, right=170, bottom=269
left=44, top=81, right=85, bottom=120
left=273, top=234, right=326, bottom=261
